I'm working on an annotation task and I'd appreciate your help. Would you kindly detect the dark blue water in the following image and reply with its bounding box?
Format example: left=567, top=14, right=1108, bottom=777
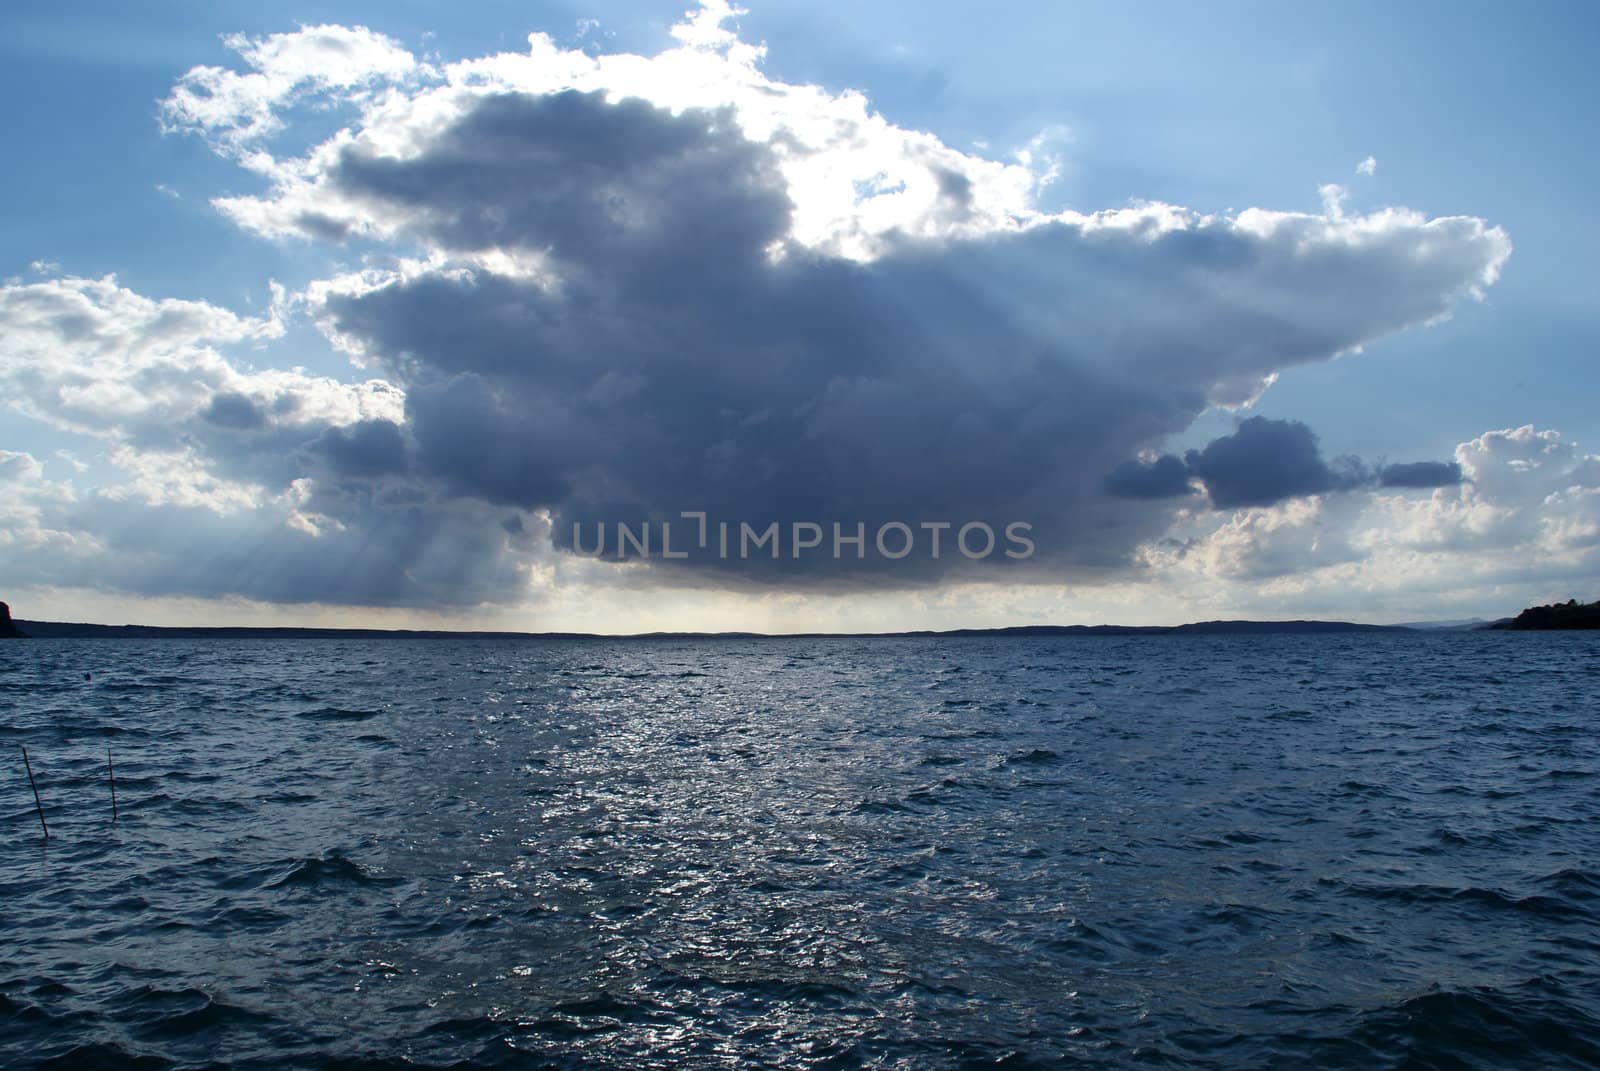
left=2, top=633, right=1598, bottom=1069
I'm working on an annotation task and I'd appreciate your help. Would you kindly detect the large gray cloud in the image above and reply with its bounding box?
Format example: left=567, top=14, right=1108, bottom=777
left=0, top=20, right=1520, bottom=608
left=298, top=89, right=1505, bottom=587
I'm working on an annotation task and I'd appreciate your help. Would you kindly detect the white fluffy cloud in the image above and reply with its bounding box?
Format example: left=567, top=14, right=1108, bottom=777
left=0, top=450, right=45, bottom=485
left=161, top=24, right=421, bottom=159
left=179, top=4, right=1041, bottom=260
left=0, top=276, right=620, bottom=608
left=1142, top=425, right=1600, bottom=613
left=0, top=275, right=402, bottom=508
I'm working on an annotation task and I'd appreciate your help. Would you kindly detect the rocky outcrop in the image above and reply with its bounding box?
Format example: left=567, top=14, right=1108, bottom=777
left=0, top=601, right=26, bottom=638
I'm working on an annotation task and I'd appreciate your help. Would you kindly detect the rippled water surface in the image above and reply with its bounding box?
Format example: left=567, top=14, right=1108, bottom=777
left=3, top=632, right=1599, bottom=1069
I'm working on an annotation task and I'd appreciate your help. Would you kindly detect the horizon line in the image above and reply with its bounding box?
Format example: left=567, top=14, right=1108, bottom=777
left=9, top=616, right=1501, bottom=641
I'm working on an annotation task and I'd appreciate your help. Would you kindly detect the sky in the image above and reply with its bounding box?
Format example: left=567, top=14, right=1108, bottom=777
left=1, top=0, right=1596, bottom=632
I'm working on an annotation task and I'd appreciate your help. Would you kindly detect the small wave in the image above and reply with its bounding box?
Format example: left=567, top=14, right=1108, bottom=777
left=266, top=854, right=397, bottom=889
left=1336, top=880, right=1583, bottom=920
left=853, top=798, right=913, bottom=815
left=128, top=989, right=276, bottom=1040
left=418, top=1013, right=509, bottom=1042
left=1425, top=826, right=1511, bottom=851
left=0, top=992, right=89, bottom=1029
left=524, top=991, right=679, bottom=1039
left=296, top=707, right=380, bottom=722
left=208, top=905, right=291, bottom=929
left=1538, top=868, right=1600, bottom=902
left=1265, top=707, right=1315, bottom=721
left=1348, top=980, right=1600, bottom=1070
left=1004, top=748, right=1061, bottom=766
left=33, top=1041, right=178, bottom=1070
left=5, top=718, right=143, bottom=739
left=162, top=770, right=220, bottom=783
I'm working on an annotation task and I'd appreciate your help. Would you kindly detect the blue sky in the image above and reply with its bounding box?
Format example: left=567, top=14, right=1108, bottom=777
left=1, top=2, right=1595, bottom=629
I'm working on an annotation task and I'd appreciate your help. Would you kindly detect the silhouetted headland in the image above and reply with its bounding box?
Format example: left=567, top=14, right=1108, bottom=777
left=1490, top=598, right=1600, bottom=630
left=0, top=600, right=27, bottom=638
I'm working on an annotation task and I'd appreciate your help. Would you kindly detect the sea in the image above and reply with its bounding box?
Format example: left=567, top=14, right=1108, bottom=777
left=2, top=631, right=1598, bottom=1069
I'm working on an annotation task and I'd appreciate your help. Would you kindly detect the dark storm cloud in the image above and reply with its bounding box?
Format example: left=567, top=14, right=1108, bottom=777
left=202, top=390, right=266, bottom=429
left=306, top=418, right=408, bottom=479
left=0, top=24, right=1524, bottom=612
left=1184, top=417, right=1368, bottom=509
left=1104, top=455, right=1196, bottom=500
left=1105, top=418, right=1462, bottom=510
left=296, top=88, right=1506, bottom=586
left=331, top=90, right=791, bottom=284
left=1379, top=460, right=1464, bottom=488
left=405, top=373, right=583, bottom=507
left=303, top=93, right=1166, bottom=581
left=326, top=247, right=1188, bottom=584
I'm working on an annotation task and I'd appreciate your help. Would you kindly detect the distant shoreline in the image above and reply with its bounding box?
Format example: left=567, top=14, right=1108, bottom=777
left=10, top=618, right=1442, bottom=641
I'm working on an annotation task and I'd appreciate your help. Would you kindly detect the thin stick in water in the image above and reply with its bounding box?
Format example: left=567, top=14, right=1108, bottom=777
left=21, top=746, right=47, bottom=840
left=107, top=747, right=118, bottom=823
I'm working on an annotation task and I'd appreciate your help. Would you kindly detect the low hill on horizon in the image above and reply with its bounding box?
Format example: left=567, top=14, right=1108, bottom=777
left=10, top=614, right=1412, bottom=641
